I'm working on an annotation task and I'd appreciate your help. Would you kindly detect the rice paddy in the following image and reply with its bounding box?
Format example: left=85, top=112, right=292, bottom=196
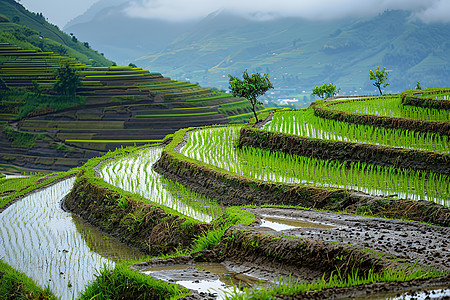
left=100, top=147, right=223, bottom=223
left=181, top=126, right=450, bottom=206
left=263, top=109, right=450, bottom=154
left=325, top=96, right=450, bottom=122
left=0, top=178, right=114, bottom=299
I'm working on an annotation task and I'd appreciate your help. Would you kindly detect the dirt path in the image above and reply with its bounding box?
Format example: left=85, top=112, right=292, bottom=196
left=246, top=207, right=450, bottom=272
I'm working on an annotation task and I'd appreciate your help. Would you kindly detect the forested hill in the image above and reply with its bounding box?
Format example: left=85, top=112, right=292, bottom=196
left=0, top=0, right=113, bottom=66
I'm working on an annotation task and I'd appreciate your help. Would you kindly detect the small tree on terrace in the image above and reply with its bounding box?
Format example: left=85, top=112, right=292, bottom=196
left=228, top=70, right=273, bottom=122
left=54, top=64, right=80, bottom=96
left=369, top=66, right=389, bottom=95
left=312, top=82, right=340, bottom=99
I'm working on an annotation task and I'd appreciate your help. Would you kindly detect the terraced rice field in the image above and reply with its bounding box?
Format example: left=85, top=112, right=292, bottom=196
left=0, top=178, right=112, bottom=299
left=100, top=147, right=222, bottom=223
left=324, top=96, right=450, bottom=122
left=264, top=109, right=450, bottom=153
left=181, top=126, right=450, bottom=206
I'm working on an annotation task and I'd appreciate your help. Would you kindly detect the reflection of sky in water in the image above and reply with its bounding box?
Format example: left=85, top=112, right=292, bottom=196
left=100, top=147, right=213, bottom=223
left=0, top=178, right=114, bottom=299
left=142, top=263, right=266, bottom=300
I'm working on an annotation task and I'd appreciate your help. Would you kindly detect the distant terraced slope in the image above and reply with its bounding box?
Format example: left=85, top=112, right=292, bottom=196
left=0, top=43, right=254, bottom=173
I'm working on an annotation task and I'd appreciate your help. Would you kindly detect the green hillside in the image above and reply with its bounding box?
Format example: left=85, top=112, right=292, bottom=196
left=0, top=41, right=258, bottom=174
left=0, top=0, right=261, bottom=174
left=0, top=0, right=113, bottom=66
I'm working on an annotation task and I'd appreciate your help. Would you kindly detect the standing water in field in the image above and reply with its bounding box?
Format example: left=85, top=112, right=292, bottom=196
left=0, top=178, right=115, bottom=299
left=100, top=147, right=222, bottom=223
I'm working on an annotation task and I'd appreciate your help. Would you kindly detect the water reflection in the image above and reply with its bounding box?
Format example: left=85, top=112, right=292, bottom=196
left=0, top=178, right=113, bottom=299
left=72, top=214, right=147, bottom=262
left=100, top=147, right=220, bottom=223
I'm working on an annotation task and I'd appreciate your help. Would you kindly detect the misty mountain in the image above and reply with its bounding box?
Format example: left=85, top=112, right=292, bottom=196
left=64, top=0, right=195, bottom=65
left=66, top=5, right=450, bottom=95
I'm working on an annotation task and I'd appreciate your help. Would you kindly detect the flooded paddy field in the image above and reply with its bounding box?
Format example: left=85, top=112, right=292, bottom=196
left=0, top=177, right=147, bottom=298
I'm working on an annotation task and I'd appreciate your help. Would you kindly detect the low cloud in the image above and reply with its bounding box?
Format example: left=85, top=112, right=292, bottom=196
left=414, top=0, right=450, bottom=23
left=124, top=0, right=449, bottom=23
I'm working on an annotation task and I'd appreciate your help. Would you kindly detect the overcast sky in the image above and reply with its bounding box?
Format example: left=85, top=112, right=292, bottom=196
left=21, top=0, right=99, bottom=28
left=20, top=0, right=450, bottom=28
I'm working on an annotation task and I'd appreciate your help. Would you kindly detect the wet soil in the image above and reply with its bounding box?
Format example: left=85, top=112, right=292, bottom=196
left=133, top=206, right=450, bottom=299
left=246, top=207, right=450, bottom=272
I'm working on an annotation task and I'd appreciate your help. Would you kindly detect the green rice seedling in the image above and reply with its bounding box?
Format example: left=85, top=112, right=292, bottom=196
left=264, top=109, right=450, bottom=154
left=181, top=127, right=450, bottom=207
left=326, top=96, right=450, bottom=122
left=100, top=147, right=222, bottom=223
left=224, top=267, right=444, bottom=299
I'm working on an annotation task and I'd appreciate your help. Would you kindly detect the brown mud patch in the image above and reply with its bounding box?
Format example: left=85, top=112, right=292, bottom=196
left=246, top=207, right=450, bottom=272
left=133, top=211, right=449, bottom=299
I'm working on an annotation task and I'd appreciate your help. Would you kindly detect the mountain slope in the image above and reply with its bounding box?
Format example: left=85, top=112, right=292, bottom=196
left=64, top=0, right=195, bottom=65
left=0, top=0, right=113, bottom=66
left=135, top=10, right=450, bottom=95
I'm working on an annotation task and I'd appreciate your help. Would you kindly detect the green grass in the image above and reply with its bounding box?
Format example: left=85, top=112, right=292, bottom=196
left=4, top=125, right=41, bottom=148
left=185, top=94, right=231, bottom=102
left=226, top=267, right=446, bottom=299
left=0, top=259, right=57, bottom=300
left=0, top=175, right=42, bottom=195
left=0, top=171, right=76, bottom=209
left=173, top=106, right=210, bottom=110
left=80, top=265, right=189, bottom=300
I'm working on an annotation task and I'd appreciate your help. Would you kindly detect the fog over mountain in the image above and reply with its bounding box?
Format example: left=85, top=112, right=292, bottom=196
left=125, top=0, right=450, bottom=23
left=63, top=0, right=450, bottom=100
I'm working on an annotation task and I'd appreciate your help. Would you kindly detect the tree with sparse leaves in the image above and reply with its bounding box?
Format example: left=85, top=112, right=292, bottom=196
left=228, top=70, right=273, bottom=122
left=369, top=66, right=389, bottom=95
left=53, top=64, right=80, bottom=96
left=312, top=82, right=340, bottom=99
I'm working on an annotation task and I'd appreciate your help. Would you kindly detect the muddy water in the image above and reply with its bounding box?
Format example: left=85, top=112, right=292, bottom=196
left=142, top=262, right=268, bottom=299
left=0, top=178, right=145, bottom=299
left=100, top=147, right=220, bottom=223
left=261, top=215, right=335, bottom=231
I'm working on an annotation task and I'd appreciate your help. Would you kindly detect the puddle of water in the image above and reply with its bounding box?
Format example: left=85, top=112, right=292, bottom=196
left=0, top=178, right=115, bottom=299
left=142, top=262, right=267, bottom=299
left=260, top=216, right=335, bottom=231
left=72, top=215, right=147, bottom=262
left=353, top=287, right=450, bottom=300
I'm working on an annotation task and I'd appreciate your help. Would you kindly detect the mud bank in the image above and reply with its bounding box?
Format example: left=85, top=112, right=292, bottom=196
left=132, top=207, right=450, bottom=299
left=132, top=224, right=396, bottom=294
left=238, top=126, right=450, bottom=176
left=65, top=176, right=210, bottom=256
left=154, top=150, right=450, bottom=227
left=246, top=207, right=450, bottom=272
